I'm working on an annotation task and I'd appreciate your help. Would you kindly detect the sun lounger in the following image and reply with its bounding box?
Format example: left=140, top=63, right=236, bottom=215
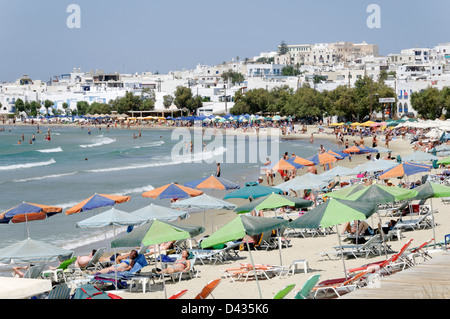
left=320, top=234, right=382, bottom=260
left=312, top=270, right=370, bottom=299
left=47, top=283, right=72, bottom=300
left=169, top=289, right=188, bottom=299
left=221, top=264, right=274, bottom=282
left=408, top=238, right=434, bottom=264
left=190, top=249, right=224, bottom=265
left=21, top=263, right=46, bottom=279
left=194, top=279, right=221, bottom=299
left=42, top=257, right=77, bottom=283
left=441, top=197, right=450, bottom=204
left=393, top=211, right=433, bottom=231
left=254, top=232, right=278, bottom=251
left=273, top=284, right=295, bottom=299
left=293, top=274, right=321, bottom=299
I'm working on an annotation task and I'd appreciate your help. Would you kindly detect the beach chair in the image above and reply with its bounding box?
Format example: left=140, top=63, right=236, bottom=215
left=441, top=197, right=450, bottom=204
left=394, top=211, right=433, bottom=231
left=42, top=257, right=77, bottom=283
left=255, top=232, right=278, bottom=251
left=293, top=274, right=321, bottom=299
left=273, top=284, right=295, bottom=299
left=169, top=289, right=188, bottom=299
left=408, top=238, right=434, bottom=264
left=382, top=201, right=409, bottom=217
left=312, top=270, right=370, bottom=299
left=322, top=234, right=382, bottom=260
left=47, top=283, right=72, bottom=300
left=221, top=241, right=242, bottom=261
left=388, top=239, right=415, bottom=272
left=194, top=279, right=221, bottom=299
left=190, top=248, right=224, bottom=265
left=167, top=256, right=198, bottom=283
left=19, top=263, right=46, bottom=279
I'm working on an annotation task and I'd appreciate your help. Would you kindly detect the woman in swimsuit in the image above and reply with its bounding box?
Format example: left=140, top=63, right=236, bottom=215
left=154, top=250, right=190, bottom=274
left=96, top=250, right=138, bottom=274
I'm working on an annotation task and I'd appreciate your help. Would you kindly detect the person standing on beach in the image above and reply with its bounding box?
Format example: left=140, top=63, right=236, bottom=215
left=310, top=133, right=314, bottom=144
left=216, top=163, right=221, bottom=177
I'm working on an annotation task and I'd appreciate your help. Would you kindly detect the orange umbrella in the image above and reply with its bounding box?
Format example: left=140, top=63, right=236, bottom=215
left=342, top=146, right=361, bottom=154
left=142, top=183, right=203, bottom=199
left=184, top=175, right=240, bottom=191
left=291, top=156, right=315, bottom=166
left=66, top=194, right=131, bottom=215
left=307, top=153, right=338, bottom=165
left=271, top=158, right=300, bottom=171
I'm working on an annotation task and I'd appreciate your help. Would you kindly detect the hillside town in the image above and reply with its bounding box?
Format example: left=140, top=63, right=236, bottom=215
left=2, top=40, right=450, bottom=121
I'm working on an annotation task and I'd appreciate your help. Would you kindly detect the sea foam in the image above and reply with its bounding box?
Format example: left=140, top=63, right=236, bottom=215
left=79, top=137, right=116, bottom=148
left=0, top=159, right=56, bottom=171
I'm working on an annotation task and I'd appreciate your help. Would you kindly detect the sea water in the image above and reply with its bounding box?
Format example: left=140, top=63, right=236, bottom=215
left=0, top=124, right=337, bottom=258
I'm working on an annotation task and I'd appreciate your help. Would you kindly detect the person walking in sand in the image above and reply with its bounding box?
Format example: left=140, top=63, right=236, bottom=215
left=310, top=133, right=314, bottom=144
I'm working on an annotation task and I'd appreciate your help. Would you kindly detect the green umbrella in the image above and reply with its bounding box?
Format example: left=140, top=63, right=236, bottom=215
left=200, top=215, right=288, bottom=299
left=289, top=199, right=377, bottom=277
left=234, top=193, right=312, bottom=214
left=111, top=219, right=204, bottom=248
left=111, top=219, right=204, bottom=299
left=345, top=184, right=418, bottom=204
left=437, top=156, right=450, bottom=165
left=289, top=199, right=377, bottom=229
left=411, top=182, right=450, bottom=245
left=326, top=184, right=367, bottom=199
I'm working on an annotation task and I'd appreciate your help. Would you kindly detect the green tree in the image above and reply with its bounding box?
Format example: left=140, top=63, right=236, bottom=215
left=44, top=100, right=54, bottom=114
left=174, top=86, right=202, bottom=113
left=77, top=101, right=89, bottom=115
left=278, top=40, right=289, bottom=55
left=163, top=95, right=174, bottom=109
left=411, top=87, right=442, bottom=119
left=221, top=69, right=245, bottom=84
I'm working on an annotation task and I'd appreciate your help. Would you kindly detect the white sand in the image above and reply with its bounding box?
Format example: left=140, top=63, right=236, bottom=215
left=111, top=127, right=449, bottom=299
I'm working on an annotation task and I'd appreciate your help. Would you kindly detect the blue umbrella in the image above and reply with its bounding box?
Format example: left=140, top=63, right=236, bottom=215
left=224, top=185, right=283, bottom=200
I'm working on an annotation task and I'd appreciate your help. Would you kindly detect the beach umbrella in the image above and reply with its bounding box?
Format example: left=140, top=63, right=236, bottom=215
left=342, top=146, right=363, bottom=154
left=0, top=202, right=63, bottom=239
left=271, top=158, right=303, bottom=171
left=132, top=203, right=189, bottom=221
left=346, top=184, right=418, bottom=204
left=326, top=184, right=367, bottom=199
left=412, top=182, right=450, bottom=245
left=358, top=146, right=379, bottom=153
left=319, top=165, right=357, bottom=179
left=276, top=173, right=332, bottom=192
left=170, top=194, right=237, bottom=233
left=378, top=162, right=431, bottom=179
left=224, top=185, right=283, bottom=200
left=291, top=156, right=315, bottom=166
left=234, top=193, right=313, bottom=214
left=66, top=194, right=131, bottom=215
left=353, top=159, right=398, bottom=173
left=327, top=150, right=349, bottom=159
left=142, top=182, right=203, bottom=199
left=0, top=277, right=53, bottom=299
left=288, top=199, right=378, bottom=278
left=306, top=153, right=338, bottom=166
left=0, top=238, right=73, bottom=263
left=111, top=219, right=204, bottom=299
left=402, top=151, right=438, bottom=163
left=199, top=215, right=288, bottom=298
left=76, top=207, right=147, bottom=229
left=437, top=156, right=450, bottom=165
left=184, top=175, right=240, bottom=191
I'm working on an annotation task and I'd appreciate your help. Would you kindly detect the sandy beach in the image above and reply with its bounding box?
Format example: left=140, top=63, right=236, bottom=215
left=82, top=125, right=446, bottom=300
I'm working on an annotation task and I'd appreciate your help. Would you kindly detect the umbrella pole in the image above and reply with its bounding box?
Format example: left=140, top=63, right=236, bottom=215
left=430, top=198, right=437, bottom=246
left=377, top=212, right=388, bottom=259
left=157, top=244, right=167, bottom=299
left=246, top=240, right=262, bottom=299
left=277, top=229, right=282, bottom=266
left=335, top=224, right=348, bottom=280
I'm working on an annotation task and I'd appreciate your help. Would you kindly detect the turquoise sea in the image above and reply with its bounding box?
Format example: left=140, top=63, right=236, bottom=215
left=0, top=124, right=337, bottom=261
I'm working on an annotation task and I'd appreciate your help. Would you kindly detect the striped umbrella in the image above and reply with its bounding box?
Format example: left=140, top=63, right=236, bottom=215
left=142, top=182, right=203, bottom=199
left=66, top=194, right=130, bottom=215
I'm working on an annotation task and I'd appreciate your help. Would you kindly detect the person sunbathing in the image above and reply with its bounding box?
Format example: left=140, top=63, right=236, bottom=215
left=95, top=250, right=138, bottom=274
left=153, top=250, right=191, bottom=274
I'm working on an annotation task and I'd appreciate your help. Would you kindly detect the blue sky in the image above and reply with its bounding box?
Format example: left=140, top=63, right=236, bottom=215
left=0, top=0, right=448, bottom=82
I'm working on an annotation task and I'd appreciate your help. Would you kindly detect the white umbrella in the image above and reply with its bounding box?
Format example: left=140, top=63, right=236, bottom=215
left=276, top=173, right=331, bottom=192
left=132, top=203, right=189, bottom=221
left=171, top=194, right=237, bottom=233
left=0, top=277, right=52, bottom=299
